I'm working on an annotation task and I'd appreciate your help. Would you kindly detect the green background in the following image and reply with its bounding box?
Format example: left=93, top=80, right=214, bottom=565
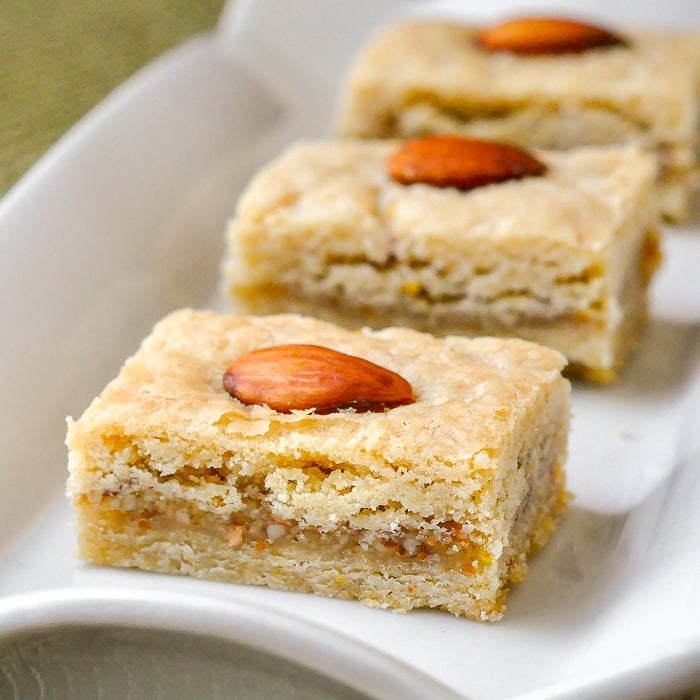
left=0, top=0, right=225, bottom=195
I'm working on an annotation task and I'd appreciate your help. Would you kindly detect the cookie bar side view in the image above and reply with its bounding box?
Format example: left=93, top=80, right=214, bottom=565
left=66, top=309, right=570, bottom=621
left=224, top=139, right=660, bottom=382
left=336, top=19, right=700, bottom=221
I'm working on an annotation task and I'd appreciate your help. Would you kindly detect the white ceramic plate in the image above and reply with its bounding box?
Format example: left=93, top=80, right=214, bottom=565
left=0, top=2, right=699, bottom=698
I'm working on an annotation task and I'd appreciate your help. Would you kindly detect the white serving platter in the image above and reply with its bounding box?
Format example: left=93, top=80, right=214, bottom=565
left=0, top=1, right=699, bottom=698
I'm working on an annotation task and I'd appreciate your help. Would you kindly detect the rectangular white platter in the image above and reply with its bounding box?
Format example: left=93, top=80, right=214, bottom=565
left=0, top=1, right=699, bottom=698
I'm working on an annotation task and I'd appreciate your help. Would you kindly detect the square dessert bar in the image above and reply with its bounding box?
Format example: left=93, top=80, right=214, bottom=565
left=66, top=309, right=570, bottom=621
left=336, top=19, right=700, bottom=221
left=224, top=139, right=660, bottom=382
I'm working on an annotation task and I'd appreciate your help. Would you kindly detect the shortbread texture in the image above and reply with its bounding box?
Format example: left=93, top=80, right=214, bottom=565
left=225, top=140, right=659, bottom=381
left=66, top=309, right=570, bottom=621
left=337, top=21, right=700, bottom=221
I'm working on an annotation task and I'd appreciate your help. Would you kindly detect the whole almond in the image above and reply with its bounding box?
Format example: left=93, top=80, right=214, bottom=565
left=223, top=344, right=415, bottom=414
left=475, top=17, right=625, bottom=55
left=387, top=135, right=547, bottom=190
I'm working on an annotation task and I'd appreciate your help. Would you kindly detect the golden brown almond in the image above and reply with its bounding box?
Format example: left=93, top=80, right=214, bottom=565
left=387, top=135, right=547, bottom=190
left=475, top=17, right=625, bottom=55
left=223, top=344, right=415, bottom=414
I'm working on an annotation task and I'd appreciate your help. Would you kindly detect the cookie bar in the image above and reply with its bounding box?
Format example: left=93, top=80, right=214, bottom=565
left=66, top=309, right=570, bottom=621
left=224, top=139, right=660, bottom=382
left=336, top=19, right=700, bottom=221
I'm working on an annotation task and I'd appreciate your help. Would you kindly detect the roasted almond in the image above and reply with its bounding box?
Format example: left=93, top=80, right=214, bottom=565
left=475, top=17, right=625, bottom=55
left=387, top=135, right=547, bottom=190
left=223, top=344, right=415, bottom=414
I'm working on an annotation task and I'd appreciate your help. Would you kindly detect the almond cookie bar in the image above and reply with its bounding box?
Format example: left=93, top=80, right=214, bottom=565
left=336, top=18, right=700, bottom=221
left=224, top=139, right=660, bottom=382
left=66, top=309, right=570, bottom=621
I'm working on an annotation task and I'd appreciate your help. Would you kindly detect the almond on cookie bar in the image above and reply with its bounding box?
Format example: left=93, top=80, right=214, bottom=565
left=66, top=309, right=570, bottom=621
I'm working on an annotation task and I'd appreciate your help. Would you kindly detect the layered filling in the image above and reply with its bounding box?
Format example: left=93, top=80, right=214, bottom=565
left=76, top=494, right=500, bottom=577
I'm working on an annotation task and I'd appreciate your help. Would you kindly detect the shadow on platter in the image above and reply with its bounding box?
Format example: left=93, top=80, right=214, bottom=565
left=508, top=423, right=698, bottom=632
left=575, top=318, right=699, bottom=399
left=504, top=505, right=630, bottom=629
